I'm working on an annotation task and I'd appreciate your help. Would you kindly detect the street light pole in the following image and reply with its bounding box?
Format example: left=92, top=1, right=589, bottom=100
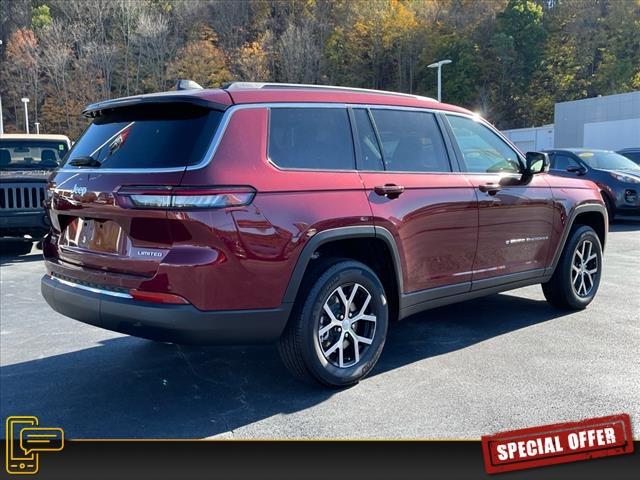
left=427, top=59, right=452, bottom=102
left=21, top=97, right=30, bottom=134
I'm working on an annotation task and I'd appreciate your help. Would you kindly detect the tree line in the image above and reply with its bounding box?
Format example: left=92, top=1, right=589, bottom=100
left=1, top=0, right=639, bottom=139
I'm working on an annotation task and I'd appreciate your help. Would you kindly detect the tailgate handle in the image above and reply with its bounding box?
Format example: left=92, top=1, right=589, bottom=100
left=374, top=184, right=405, bottom=199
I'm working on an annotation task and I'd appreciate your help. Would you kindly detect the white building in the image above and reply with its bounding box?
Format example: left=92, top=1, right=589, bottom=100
left=502, top=91, right=640, bottom=151
left=502, top=124, right=554, bottom=152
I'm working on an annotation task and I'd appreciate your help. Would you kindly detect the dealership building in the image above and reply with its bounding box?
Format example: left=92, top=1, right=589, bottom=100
left=503, top=91, right=640, bottom=152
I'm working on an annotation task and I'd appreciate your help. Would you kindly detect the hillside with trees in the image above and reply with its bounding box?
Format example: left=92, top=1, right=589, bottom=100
left=1, top=0, right=639, bottom=138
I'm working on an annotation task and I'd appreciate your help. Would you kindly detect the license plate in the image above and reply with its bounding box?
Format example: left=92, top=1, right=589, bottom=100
left=62, top=218, right=123, bottom=254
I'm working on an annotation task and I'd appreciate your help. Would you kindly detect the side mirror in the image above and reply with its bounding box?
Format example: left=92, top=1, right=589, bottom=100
left=566, top=165, right=587, bottom=176
left=524, top=151, right=550, bottom=175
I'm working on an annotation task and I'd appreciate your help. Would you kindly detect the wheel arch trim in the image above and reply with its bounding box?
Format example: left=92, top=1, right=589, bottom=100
left=282, top=225, right=404, bottom=305
left=546, top=202, right=607, bottom=276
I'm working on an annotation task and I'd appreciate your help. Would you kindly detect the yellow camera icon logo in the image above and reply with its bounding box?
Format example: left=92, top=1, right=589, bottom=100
left=5, top=416, right=64, bottom=475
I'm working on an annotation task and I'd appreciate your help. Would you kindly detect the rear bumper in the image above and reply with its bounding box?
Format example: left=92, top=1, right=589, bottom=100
left=41, top=275, right=291, bottom=345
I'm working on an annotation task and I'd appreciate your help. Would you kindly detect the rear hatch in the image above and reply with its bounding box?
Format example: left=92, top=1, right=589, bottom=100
left=48, top=99, right=226, bottom=280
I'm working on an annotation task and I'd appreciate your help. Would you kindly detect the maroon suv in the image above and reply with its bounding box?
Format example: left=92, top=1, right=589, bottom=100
left=41, top=83, right=607, bottom=386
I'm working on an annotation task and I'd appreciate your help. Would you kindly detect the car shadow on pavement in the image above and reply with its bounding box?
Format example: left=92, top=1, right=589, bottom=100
left=0, top=291, right=574, bottom=439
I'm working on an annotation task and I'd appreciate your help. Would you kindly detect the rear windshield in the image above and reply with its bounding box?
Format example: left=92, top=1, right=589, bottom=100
left=65, top=104, right=223, bottom=169
left=0, top=139, right=69, bottom=170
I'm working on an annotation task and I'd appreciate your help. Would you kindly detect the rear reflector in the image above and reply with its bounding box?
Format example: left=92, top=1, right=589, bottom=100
left=129, top=289, right=190, bottom=305
left=116, top=186, right=255, bottom=209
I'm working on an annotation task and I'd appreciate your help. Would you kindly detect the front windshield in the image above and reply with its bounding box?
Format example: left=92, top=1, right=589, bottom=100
left=0, top=139, right=69, bottom=170
left=576, top=151, right=640, bottom=170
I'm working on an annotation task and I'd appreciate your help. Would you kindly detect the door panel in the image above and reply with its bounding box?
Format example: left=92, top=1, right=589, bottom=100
left=354, top=108, right=478, bottom=294
left=465, top=174, right=554, bottom=281
left=443, top=114, right=555, bottom=283
left=361, top=172, right=478, bottom=292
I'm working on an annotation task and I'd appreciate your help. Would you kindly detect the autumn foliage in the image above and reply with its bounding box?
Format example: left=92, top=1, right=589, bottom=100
left=1, top=0, right=638, bottom=139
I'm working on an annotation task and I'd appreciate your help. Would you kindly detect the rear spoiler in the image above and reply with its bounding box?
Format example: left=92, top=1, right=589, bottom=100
left=83, top=93, right=228, bottom=118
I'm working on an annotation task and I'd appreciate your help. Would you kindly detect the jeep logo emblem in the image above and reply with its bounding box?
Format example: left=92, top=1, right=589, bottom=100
left=72, top=184, right=87, bottom=196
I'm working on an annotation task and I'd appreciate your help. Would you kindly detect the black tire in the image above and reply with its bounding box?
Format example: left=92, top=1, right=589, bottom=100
left=542, top=225, right=602, bottom=310
left=278, top=258, right=389, bottom=387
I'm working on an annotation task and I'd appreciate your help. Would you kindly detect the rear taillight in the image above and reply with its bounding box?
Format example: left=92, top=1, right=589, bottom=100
left=115, top=186, right=256, bottom=209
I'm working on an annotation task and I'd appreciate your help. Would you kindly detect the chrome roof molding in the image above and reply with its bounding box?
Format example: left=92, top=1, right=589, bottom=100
left=223, top=82, right=437, bottom=102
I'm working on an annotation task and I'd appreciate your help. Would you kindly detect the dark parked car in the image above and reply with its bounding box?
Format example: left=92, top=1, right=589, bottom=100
left=544, top=148, right=640, bottom=220
left=41, top=83, right=607, bottom=386
left=617, top=148, right=640, bottom=166
left=1, top=134, right=71, bottom=254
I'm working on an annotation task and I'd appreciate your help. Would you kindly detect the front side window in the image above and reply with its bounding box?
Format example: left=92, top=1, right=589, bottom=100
left=268, top=108, right=355, bottom=170
left=446, top=115, right=522, bottom=173
left=370, top=109, right=450, bottom=172
left=552, top=154, right=581, bottom=171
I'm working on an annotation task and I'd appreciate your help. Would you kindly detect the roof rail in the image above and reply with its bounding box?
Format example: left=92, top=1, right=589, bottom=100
left=222, top=82, right=436, bottom=101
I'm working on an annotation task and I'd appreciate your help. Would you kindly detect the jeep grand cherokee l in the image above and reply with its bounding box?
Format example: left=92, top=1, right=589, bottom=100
left=41, top=83, right=607, bottom=387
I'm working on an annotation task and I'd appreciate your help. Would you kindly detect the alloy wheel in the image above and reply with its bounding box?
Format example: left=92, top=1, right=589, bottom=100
left=318, top=283, right=377, bottom=368
left=571, top=239, right=598, bottom=297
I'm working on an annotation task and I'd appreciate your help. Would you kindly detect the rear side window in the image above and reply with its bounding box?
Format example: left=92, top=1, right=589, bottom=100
left=370, top=109, right=450, bottom=172
left=66, top=104, right=223, bottom=169
left=446, top=115, right=521, bottom=173
left=268, top=108, right=355, bottom=170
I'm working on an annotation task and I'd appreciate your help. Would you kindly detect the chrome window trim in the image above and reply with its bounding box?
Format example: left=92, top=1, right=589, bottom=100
left=57, top=101, right=522, bottom=175
left=51, top=275, right=133, bottom=299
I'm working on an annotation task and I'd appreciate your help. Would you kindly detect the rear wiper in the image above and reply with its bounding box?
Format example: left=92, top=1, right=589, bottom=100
left=68, top=156, right=101, bottom=167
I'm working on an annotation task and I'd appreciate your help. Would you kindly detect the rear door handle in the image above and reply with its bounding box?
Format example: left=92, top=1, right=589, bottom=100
left=374, top=184, right=405, bottom=198
left=478, top=183, right=501, bottom=195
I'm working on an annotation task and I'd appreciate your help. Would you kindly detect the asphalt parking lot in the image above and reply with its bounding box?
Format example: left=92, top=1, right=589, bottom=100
left=1, top=220, right=639, bottom=439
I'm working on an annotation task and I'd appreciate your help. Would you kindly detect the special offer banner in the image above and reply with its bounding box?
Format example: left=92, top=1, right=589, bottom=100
left=482, top=414, right=634, bottom=474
